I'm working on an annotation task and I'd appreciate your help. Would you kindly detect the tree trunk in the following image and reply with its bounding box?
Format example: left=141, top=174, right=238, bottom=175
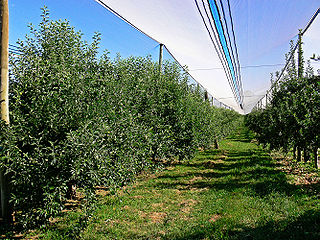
left=0, top=170, right=12, bottom=222
left=297, top=147, right=301, bottom=162
left=293, top=145, right=296, bottom=159
left=66, top=181, right=76, bottom=199
left=151, top=146, right=158, bottom=163
left=214, top=140, right=219, bottom=149
left=314, top=147, right=319, bottom=169
left=214, top=139, right=219, bottom=149
left=303, top=147, right=310, bottom=163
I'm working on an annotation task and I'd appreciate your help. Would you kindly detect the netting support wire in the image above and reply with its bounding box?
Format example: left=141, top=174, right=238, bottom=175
left=226, top=0, right=242, bottom=101
left=199, top=0, right=238, bottom=106
left=196, top=0, right=237, bottom=106
left=95, top=0, right=159, bottom=43
left=301, top=8, right=320, bottom=35
left=253, top=7, right=320, bottom=110
left=221, top=0, right=243, bottom=104
left=211, top=0, right=243, bottom=106
left=208, top=0, right=241, bottom=105
left=217, top=0, right=241, bottom=101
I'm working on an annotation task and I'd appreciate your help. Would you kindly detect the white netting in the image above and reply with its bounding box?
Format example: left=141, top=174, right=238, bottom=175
left=95, top=0, right=320, bottom=114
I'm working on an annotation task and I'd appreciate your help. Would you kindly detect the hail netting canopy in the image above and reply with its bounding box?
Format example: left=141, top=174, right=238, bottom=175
left=303, top=9, right=320, bottom=77
left=95, top=0, right=320, bottom=114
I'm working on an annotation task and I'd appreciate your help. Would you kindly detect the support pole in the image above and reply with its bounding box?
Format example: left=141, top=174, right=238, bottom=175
left=158, top=43, right=163, bottom=75
left=204, top=90, right=208, bottom=101
left=297, top=31, right=304, bottom=80
left=0, top=0, right=10, bottom=222
left=265, top=91, right=268, bottom=107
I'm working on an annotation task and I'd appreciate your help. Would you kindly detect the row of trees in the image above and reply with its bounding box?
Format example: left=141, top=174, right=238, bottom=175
left=245, top=35, right=320, bottom=169
left=0, top=8, right=241, bottom=227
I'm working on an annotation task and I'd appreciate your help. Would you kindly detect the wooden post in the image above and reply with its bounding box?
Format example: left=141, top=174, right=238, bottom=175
left=158, top=43, right=163, bottom=75
left=0, top=0, right=10, bottom=222
left=0, top=0, right=8, bottom=124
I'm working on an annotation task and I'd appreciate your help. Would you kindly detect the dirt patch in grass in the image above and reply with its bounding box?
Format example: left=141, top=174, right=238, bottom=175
left=294, top=173, right=319, bottom=185
left=177, top=199, right=199, bottom=218
left=174, top=189, right=182, bottom=195
left=151, top=190, right=161, bottom=197
left=181, top=207, right=192, bottom=214
left=190, top=187, right=209, bottom=192
left=122, top=205, right=130, bottom=210
left=202, top=159, right=224, bottom=168
left=220, top=155, right=227, bottom=160
left=209, top=214, right=222, bottom=223
left=96, top=189, right=109, bottom=197
left=276, top=157, right=320, bottom=186
left=204, top=161, right=215, bottom=168
left=105, top=219, right=121, bottom=226
left=96, top=186, right=110, bottom=197
left=148, top=212, right=167, bottom=223
left=132, top=195, right=144, bottom=199
left=189, top=176, right=203, bottom=183
left=138, top=210, right=147, bottom=219
left=198, top=147, right=205, bottom=152
left=152, top=203, right=165, bottom=209
left=179, top=199, right=198, bottom=207
left=166, top=166, right=175, bottom=171
left=214, top=159, right=225, bottom=164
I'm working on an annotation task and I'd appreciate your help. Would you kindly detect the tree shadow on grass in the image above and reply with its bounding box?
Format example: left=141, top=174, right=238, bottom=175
left=227, top=128, right=255, bottom=144
left=164, top=209, right=320, bottom=240
left=154, top=145, right=313, bottom=198
left=0, top=223, right=23, bottom=239
left=155, top=134, right=320, bottom=239
left=0, top=217, right=81, bottom=240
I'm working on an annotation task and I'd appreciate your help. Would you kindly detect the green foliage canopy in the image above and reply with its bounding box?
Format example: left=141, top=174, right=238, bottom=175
left=0, top=7, right=241, bottom=227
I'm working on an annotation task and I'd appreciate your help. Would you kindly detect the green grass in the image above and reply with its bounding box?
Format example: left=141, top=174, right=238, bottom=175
left=19, top=128, right=320, bottom=239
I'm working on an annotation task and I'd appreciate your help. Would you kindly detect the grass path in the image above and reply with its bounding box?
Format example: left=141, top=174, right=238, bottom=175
left=32, top=129, right=320, bottom=239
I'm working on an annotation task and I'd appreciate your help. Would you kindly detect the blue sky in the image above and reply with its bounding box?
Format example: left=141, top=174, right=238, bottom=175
left=9, top=0, right=172, bottom=61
